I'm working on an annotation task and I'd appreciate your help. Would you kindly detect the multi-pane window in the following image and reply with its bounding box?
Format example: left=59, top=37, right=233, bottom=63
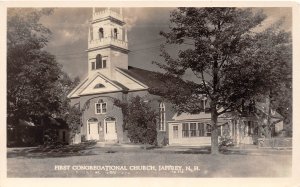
left=95, top=103, right=101, bottom=114
left=95, top=102, right=107, bottom=114
left=159, top=102, right=166, bottom=131
left=182, top=123, right=189, bottom=137
left=173, top=126, right=178, bottom=139
left=190, top=123, right=197, bottom=137
left=206, top=124, right=212, bottom=136
left=102, top=103, right=107, bottom=113
left=181, top=122, right=213, bottom=137
left=198, top=123, right=205, bottom=136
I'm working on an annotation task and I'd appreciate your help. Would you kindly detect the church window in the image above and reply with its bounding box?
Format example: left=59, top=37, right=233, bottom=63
left=113, top=28, right=118, bottom=39
left=94, top=83, right=105, bottom=89
left=91, top=62, right=95, bottom=70
left=103, top=59, right=107, bottom=68
left=96, top=54, right=102, bottom=69
left=159, top=102, right=166, bottom=131
left=95, top=54, right=107, bottom=69
left=99, top=28, right=104, bottom=39
left=102, top=103, right=107, bottom=113
left=95, top=101, right=107, bottom=114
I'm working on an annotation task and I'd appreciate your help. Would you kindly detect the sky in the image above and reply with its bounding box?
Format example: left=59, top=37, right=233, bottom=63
left=41, top=7, right=292, bottom=80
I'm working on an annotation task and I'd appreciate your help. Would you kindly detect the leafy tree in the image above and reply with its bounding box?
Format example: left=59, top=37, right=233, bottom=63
left=114, top=96, right=158, bottom=145
left=56, top=73, right=81, bottom=137
left=153, top=8, right=291, bottom=154
left=7, top=8, right=59, bottom=124
left=7, top=8, right=81, bottom=144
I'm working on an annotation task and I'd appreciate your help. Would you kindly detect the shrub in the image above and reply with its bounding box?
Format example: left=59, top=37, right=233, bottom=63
left=115, top=96, right=158, bottom=145
left=219, top=136, right=234, bottom=147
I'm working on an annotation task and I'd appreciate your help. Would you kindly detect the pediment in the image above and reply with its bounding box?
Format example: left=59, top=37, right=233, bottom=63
left=79, top=74, right=122, bottom=95
left=68, top=73, right=125, bottom=98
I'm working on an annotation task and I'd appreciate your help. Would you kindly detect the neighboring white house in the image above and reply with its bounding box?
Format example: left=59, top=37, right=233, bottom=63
left=167, top=102, right=284, bottom=146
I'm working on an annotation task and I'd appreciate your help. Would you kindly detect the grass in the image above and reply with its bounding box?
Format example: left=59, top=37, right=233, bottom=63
left=7, top=143, right=292, bottom=178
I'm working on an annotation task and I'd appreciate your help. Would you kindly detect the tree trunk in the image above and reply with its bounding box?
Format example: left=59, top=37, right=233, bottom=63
left=211, top=104, right=219, bottom=155
left=211, top=57, right=219, bottom=155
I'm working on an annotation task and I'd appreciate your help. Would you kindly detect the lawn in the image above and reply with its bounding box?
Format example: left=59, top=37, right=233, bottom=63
left=7, top=143, right=292, bottom=177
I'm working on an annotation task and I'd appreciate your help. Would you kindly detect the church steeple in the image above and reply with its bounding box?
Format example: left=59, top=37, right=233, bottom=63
left=87, top=8, right=129, bottom=79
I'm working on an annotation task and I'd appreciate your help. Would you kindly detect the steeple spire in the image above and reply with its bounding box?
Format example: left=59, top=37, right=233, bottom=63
left=86, top=7, right=129, bottom=79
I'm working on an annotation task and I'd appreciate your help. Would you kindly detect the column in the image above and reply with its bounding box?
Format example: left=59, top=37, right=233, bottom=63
left=125, top=28, right=128, bottom=42
left=236, top=120, right=240, bottom=145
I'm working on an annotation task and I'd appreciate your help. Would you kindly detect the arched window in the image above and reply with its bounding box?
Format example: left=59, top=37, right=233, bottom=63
left=96, top=54, right=102, bottom=69
left=95, top=54, right=106, bottom=69
left=94, top=83, right=105, bottom=89
left=113, top=28, right=118, bottom=39
left=99, top=28, right=104, bottom=39
left=159, top=102, right=166, bottom=131
left=88, top=118, right=98, bottom=122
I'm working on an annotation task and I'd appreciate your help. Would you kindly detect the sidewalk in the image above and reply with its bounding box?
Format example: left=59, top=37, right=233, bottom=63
left=92, top=142, right=291, bottom=156
left=223, top=144, right=292, bottom=156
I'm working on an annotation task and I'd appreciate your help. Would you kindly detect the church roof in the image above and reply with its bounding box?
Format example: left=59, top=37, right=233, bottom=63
left=116, top=66, right=165, bottom=89
left=68, top=66, right=166, bottom=98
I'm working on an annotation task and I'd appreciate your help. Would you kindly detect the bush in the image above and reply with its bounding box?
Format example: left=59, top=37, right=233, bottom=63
left=219, top=136, right=234, bottom=147
left=115, top=96, right=158, bottom=145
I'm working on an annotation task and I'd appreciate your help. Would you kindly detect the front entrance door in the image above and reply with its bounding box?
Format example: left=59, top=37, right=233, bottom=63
left=105, top=121, right=117, bottom=141
left=88, top=122, right=99, bottom=140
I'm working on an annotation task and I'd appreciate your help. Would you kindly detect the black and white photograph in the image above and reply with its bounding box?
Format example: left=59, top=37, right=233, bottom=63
left=2, top=2, right=298, bottom=184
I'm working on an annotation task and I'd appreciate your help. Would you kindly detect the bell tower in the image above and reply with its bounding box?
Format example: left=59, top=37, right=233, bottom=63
left=87, top=8, right=129, bottom=79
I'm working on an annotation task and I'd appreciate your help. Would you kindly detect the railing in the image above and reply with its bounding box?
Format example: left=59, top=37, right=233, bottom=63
left=93, top=9, right=123, bottom=22
left=88, top=37, right=128, bottom=50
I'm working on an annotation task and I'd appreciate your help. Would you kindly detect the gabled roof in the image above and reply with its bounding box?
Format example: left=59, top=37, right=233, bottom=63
left=68, top=72, right=126, bottom=98
left=68, top=66, right=161, bottom=98
left=116, top=66, right=165, bottom=89
left=67, top=76, right=89, bottom=98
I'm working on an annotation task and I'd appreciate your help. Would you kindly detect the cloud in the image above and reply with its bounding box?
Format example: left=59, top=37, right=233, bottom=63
left=38, top=7, right=292, bottom=80
left=123, top=8, right=173, bottom=30
left=261, top=7, right=292, bottom=31
left=41, top=8, right=91, bottom=47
